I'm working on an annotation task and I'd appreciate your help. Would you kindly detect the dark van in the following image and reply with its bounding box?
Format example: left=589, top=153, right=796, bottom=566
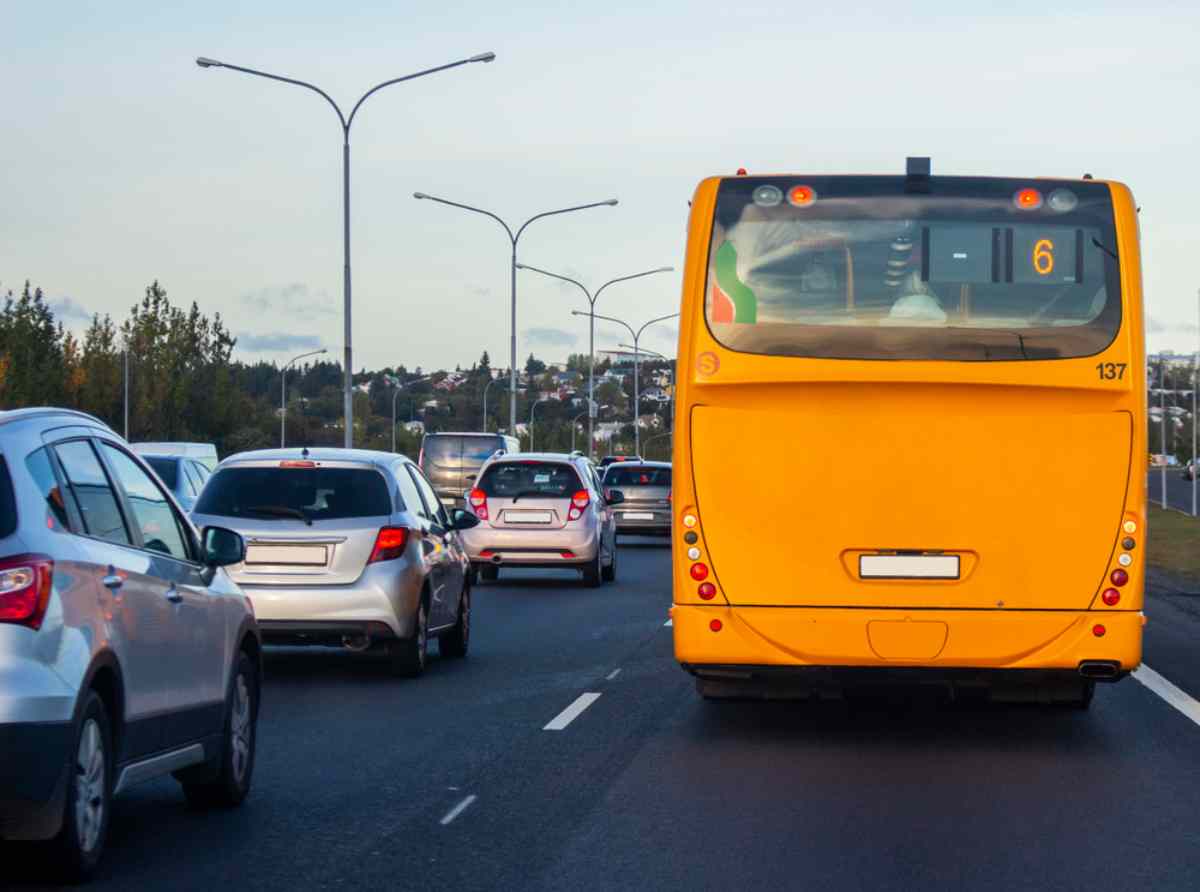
left=419, top=432, right=519, bottom=510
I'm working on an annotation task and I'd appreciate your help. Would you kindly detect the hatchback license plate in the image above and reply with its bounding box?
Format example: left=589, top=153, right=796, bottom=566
left=246, top=545, right=328, bottom=566
left=504, top=510, right=553, bottom=524
left=859, top=554, right=959, bottom=579
left=621, top=512, right=655, bottom=521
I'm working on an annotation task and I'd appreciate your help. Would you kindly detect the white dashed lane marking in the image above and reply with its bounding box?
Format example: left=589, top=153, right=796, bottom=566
left=1134, top=665, right=1200, bottom=728
left=440, top=795, right=477, bottom=826
left=544, top=693, right=602, bottom=731
left=606, top=668, right=622, bottom=681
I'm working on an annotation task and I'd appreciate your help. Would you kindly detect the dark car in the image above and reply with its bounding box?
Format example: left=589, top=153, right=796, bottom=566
left=601, top=461, right=671, bottom=536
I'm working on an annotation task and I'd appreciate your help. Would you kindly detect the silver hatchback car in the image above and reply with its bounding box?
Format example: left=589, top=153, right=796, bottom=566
left=191, top=448, right=478, bottom=676
left=0, top=409, right=258, bottom=881
left=461, top=452, right=623, bottom=587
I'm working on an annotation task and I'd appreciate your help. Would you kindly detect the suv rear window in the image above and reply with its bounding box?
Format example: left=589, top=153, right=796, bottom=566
left=194, top=466, right=393, bottom=521
left=604, top=465, right=670, bottom=487
left=0, top=457, right=16, bottom=539
left=144, top=456, right=178, bottom=489
left=478, top=462, right=582, bottom=499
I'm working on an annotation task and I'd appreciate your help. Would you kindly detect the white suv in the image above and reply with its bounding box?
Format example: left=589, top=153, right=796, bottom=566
left=0, top=409, right=259, bottom=881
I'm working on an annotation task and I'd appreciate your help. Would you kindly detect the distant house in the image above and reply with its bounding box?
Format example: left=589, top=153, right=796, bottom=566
left=404, top=420, right=425, bottom=434
left=637, top=414, right=663, bottom=430
left=641, top=387, right=671, bottom=403
left=594, top=421, right=622, bottom=442
left=422, top=399, right=440, bottom=409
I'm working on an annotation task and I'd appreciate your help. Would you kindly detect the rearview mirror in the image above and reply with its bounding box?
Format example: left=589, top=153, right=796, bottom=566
left=605, top=489, right=625, bottom=505
left=450, top=509, right=480, bottom=531
left=202, top=526, right=245, bottom=567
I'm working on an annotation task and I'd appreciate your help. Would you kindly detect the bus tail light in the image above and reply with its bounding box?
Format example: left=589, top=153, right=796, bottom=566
left=690, top=563, right=709, bottom=581
left=568, top=489, right=590, bottom=521
left=709, top=619, right=723, bottom=632
left=0, top=555, right=54, bottom=630
left=698, top=582, right=716, bottom=600
left=1093, top=624, right=1106, bottom=638
left=1101, top=588, right=1121, bottom=606
left=1110, top=568, right=1128, bottom=586
left=469, top=488, right=489, bottom=520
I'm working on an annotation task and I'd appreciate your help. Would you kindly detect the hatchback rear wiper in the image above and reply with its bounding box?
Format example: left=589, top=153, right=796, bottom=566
left=509, top=490, right=546, bottom=504
left=243, top=505, right=312, bottom=526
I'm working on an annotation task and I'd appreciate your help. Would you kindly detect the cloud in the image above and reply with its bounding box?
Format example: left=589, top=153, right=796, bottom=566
left=649, top=325, right=679, bottom=344
left=523, top=327, right=577, bottom=348
left=236, top=332, right=325, bottom=353
left=1148, top=316, right=1198, bottom=335
left=238, top=283, right=337, bottom=317
left=48, top=295, right=93, bottom=324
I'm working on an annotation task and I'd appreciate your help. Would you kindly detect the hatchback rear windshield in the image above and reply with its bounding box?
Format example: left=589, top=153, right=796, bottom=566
left=143, top=457, right=178, bottom=489
left=706, top=176, right=1121, bottom=361
left=0, top=457, right=16, bottom=539
left=194, top=466, right=392, bottom=521
left=477, top=462, right=582, bottom=499
left=604, top=465, right=671, bottom=487
left=422, top=435, right=506, bottom=466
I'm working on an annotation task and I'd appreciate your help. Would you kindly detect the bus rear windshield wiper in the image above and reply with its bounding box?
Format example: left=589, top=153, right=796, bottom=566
left=1091, top=237, right=1118, bottom=260
left=244, top=505, right=312, bottom=525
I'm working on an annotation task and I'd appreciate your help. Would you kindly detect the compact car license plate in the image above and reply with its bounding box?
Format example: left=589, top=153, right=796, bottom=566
left=621, top=512, right=655, bottom=521
left=246, top=545, right=328, bottom=566
left=504, top=510, right=553, bottom=524
left=859, top=554, right=959, bottom=579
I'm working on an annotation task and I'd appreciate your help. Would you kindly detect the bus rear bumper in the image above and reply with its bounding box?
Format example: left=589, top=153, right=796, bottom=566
left=673, top=605, right=1142, bottom=674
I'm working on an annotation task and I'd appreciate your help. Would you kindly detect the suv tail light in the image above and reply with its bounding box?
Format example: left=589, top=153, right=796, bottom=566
left=568, top=489, right=590, bottom=522
left=368, top=527, right=410, bottom=564
left=469, top=488, right=489, bottom=520
left=0, top=554, right=54, bottom=630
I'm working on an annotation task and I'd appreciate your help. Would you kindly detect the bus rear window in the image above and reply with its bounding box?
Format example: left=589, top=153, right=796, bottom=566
left=706, top=177, right=1122, bottom=361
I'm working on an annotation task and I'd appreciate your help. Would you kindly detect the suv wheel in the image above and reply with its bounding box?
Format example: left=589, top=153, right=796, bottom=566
left=51, top=691, right=112, bottom=881
left=439, top=583, right=471, bottom=658
left=181, top=651, right=258, bottom=808
left=390, top=600, right=428, bottom=677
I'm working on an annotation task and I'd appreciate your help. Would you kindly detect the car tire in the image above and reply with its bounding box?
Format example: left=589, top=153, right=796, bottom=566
left=439, top=583, right=471, bottom=659
left=181, top=650, right=258, bottom=809
left=389, top=600, right=428, bottom=677
left=50, top=691, right=112, bottom=882
left=582, top=549, right=602, bottom=588
left=480, top=564, right=499, bottom=583
left=601, top=543, right=617, bottom=582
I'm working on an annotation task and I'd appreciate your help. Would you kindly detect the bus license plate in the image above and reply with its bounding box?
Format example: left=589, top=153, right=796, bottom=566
left=859, top=554, right=960, bottom=580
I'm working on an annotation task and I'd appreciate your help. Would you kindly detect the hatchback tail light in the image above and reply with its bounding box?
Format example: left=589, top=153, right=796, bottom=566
left=0, top=554, right=54, bottom=630
left=568, top=489, right=590, bottom=522
left=469, top=488, right=489, bottom=520
left=368, top=527, right=410, bottom=564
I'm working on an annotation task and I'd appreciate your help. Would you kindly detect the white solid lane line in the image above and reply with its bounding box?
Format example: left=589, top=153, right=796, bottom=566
left=1133, top=665, right=1200, bottom=728
left=664, top=618, right=673, bottom=627
left=544, top=693, right=602, bottom=731
left=440, top=794, right=477, bottom=826
left=606, top=668, right=622, bottom=681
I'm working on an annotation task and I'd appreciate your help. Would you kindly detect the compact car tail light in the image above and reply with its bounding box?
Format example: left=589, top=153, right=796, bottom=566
left=0, top=554, right=54, bottom=630
left=368, top=527, right=410, bottom=564
left=568, top=489, right=590, bottom=522
left=469, top=488, right=489, bottom=520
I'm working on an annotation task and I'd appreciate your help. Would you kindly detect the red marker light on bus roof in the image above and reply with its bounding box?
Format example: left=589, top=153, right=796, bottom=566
left=787, top=185, right=817, bottom=208
left=1013, top=188, right=1043, bottom=210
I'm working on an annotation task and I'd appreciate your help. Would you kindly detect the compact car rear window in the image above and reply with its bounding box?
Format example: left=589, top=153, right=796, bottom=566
left=0, top=457, right=17, bottom=539
left=477, top=462, right=583, bottom=499
left=194, top=466, right=393, bottom=521
left=604, top=466, right=671, bottom=487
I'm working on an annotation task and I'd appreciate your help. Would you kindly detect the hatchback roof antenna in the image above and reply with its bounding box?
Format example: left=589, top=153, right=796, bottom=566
left=301, top=446, right=310, bottom=459
left=905, top=156, right=931, bottom=193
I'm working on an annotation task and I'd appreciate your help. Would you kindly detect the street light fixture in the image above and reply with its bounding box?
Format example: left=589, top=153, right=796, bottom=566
left=413, top=194, right=618, bottom=437
left=518, top=264, right=673, bottom=459
left=280, top=348, right=327, bottom=447
left=575, top=310, right=678, bottom=455
left=196, top=51, right=495, bottom=449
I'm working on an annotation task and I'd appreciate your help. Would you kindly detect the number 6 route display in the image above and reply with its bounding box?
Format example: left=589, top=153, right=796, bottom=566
left=670, top=160, right=1145, bottom=707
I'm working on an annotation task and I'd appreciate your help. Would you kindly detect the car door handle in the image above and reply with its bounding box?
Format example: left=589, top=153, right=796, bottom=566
left=102, top=573, right=124, bottom=591
left=165, top=585, right=183, bottom=604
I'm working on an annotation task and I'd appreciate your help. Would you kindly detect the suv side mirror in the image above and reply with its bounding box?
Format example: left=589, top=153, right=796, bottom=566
left=605, top=488, right=625, bottom=505
left=202, top=526, right=246, bottom=567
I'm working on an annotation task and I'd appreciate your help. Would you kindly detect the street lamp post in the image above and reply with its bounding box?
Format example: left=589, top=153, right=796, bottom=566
left=392, top=374, right=431, bottom=453
left=413, top=194, right=618, bottom=436
left=569, top=409, right=589, bottom=452
left=196, top=51, right=495, bottom=448
left=281, top=348, right=327, bottom=447
left=481, top=375, right=510, bottom=432
left=581, top=311, right=678, bottom=455
left=123, top=347, right=129, bottom=439
left=529, top=397, right=549, bottom=451
left=517, top=264, right=673, bottom=459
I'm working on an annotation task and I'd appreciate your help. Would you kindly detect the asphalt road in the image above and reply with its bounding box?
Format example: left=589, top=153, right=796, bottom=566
left=1148, top=468, right=1200, bottom=515
left=11, top=536, right=1200, bottom=891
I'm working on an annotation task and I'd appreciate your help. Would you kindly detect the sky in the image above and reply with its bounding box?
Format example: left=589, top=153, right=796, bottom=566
left=5, top=1, right=1200, bottom=371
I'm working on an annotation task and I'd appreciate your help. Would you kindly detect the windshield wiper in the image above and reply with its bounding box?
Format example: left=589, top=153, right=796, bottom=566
left=945, top=326, right=1029, bottom=359
left=509, top=489, right=546, bottom=504
left=243, top=505, right=312, bottom=526
left=1091, top=237, right=1117, bottom=260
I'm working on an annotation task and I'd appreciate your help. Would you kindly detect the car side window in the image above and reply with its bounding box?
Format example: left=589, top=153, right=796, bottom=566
left=407, top=466, right=449, bottom=528
left=25, top=447, right=82, bottom=532
left=99, top=444, right=192, bottom=561
left=393, top=462, right=424, bottom=516
left=176, top=460, right=198, bottom=498
left=53, top=440, right=132, bottom=545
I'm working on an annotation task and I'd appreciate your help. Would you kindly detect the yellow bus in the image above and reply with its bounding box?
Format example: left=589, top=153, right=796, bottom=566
left=671, top=160, right=1145, bottom=707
